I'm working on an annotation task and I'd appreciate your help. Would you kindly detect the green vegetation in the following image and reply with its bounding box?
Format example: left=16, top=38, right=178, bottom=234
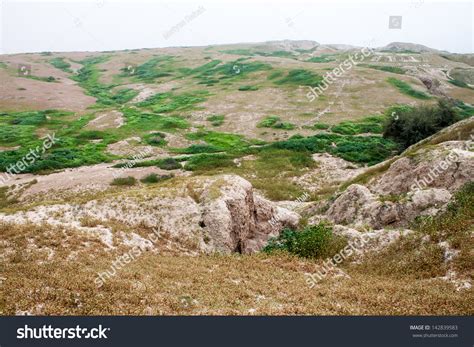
left=386, top=77, right=431, bottom=100
left=362, top=64, right=405, bottom=74
left=274, top=69, right=323, bottom=87
left=120, top=107, right=189, bottom=133
left=255, top=50, right=296, bottom=59
left=50, top=57, right=72, bottom=73
left=454, top=100, right=474, bottom=118
left=185, top=131, right=250, bottom=152
left=0, top=62, right=7, bottom=69
left=140, top=173, right=173, bottom=184
left=448, top=79, right=473, bottom=89
left=313, top=123, right=330, bottom=130
left=178, top=59, right=271, bottom=86
left=307, top=55, right=335, bottom=63
left=264, top=223, right=346, bottom=259
left=331, top=115, right=385, bottom=135
left=267, top=71, right=284, bottom=80
left=238, top=85, right=259, bottom=91
left=415, top=182, right=473, bottom=276
left=22, top=75, right=57, bottom=83
left=110, top=176, right=137, bottom=186
left=0, top=110, right=117, bottom=173
left=207, top=114, right=225, bottom=126
left=114, top=157, right=182, bottom=170
left=184, top=153, right=235, bottom=171
left=143, top=132, right=167, bottom=146
left=257, top=116, right=296, bottom=130
left=121, top=55, right=175, bottom=82
left=383, top=100, right=462, bottom=150
left=220, top=49, right=255, bottom=56
left=136, top=90, right=209, bottom=113
left=73, top=56, right=139, bottom=107
left=272, top=133, right=398, bottom=165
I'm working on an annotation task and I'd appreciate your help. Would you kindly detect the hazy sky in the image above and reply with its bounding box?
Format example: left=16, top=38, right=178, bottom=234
left=1, top=0, right=472, bottom=54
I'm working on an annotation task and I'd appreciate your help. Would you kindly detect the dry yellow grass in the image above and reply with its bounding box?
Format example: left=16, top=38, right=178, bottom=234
left=0, top=223, right=472, bottom=316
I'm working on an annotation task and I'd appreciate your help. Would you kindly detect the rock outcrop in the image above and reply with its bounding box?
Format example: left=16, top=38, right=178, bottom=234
left=0, top=175, right=299, bottom=254
left=325, top=139, right=472, bottom=229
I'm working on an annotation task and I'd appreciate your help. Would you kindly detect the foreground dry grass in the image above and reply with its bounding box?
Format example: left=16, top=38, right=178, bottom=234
left=1, top=241, right=472, bottom=315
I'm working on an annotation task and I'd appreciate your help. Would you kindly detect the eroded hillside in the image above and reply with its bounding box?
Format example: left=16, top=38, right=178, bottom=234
left=0, top=41, right=473, bottom=315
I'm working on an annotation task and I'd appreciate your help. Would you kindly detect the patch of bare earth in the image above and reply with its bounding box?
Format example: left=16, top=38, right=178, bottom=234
left=85, top=110, right=124, bottom=130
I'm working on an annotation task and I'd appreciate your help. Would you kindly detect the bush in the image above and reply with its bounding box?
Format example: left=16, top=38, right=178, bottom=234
left=140, top=173, right=173, bottom=184
left=257, top=116, right=295, bottom=130
left=110, top=176, right=137, bottom=186
left=263, top=223, right=346, bottom=259
left=207, top=115, right=225, bottom=126
left=157, top=158, right=181, bottom=170
left=144, top=132, right=167, bottom=146
left=238, top=85, right=259, bottom=91
left=383, top=100, right=461, bottom=150
left=313, top=123, right=330, bottom=130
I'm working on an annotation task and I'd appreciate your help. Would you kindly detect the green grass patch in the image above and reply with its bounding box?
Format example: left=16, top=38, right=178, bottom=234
left=274, top=69, right=323, bottom=87
left=143, top=132, right=167, bottom=146
left=185, top=131, right=250, bottom=152
left=313, top=123, right=330, bottom=130
left=184, top=153, right=235, bottom=171
left=362, top=64, right=405, bottom=74
left=136, top=90, right=209, bottom=113
left=448, top=79, right=473, bottom=89
left=207, top=114, right=225, bottom=127
left=387, top=77, right=431, bottom=100
left=121, top=56, right=175, bottom=82
left=50, top=57, right=72, bottom=73
left=257, top=116, right=296, bottom=130
left=272, top=133, right=398, bottom=165
left=331, top=115, right=386, bottom=135
left=238, top=85, right=259, bottom=91
left=306, top=55, right=336, bottom=63
left=110, top=176, right=137, bottom=186
left=73, top=56, right=139, bottom=107
left=140, top=173, right=173, bottom=184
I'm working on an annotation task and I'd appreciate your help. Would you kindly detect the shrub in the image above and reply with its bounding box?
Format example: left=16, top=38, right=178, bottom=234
left=313, top=123, right=330, bottom=130
left=263, top=223, right=346, bottom=259
left=144, top=132, right=167, bottom=146
left=207, top=115, right=225, bottom=126
left=50, top=57, right=72, bottom=73
left=238, top=85, right=259, bottom=91
left=157, top=158, right=181, bottom=170
left=257, top=116, right=295, bottom=130
left=331, top=116, right=385, bottom=135
left=140, top=173, right=173, bottom=184
left=110, top=176, right=137, bottom=186
left=383, top=100, right=461, bottom=149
